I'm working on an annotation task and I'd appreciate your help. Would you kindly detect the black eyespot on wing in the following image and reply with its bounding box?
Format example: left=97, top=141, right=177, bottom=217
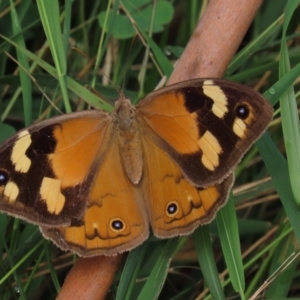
left=235, top=104, right=250, bottom=120
left=111, top=219, right=125, bottom=231
left=0, top=169, right=9, bottom=186
left=166, top=202, right=178, bottom=216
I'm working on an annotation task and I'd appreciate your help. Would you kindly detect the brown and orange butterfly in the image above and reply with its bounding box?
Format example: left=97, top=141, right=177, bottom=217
left=0, top=79, right=273, bottom=256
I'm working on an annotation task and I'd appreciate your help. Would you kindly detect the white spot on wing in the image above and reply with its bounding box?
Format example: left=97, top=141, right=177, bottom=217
left=11, top=130, right=32, bottom=173
left=40, top=177, right=65, bottom=215
left=197, top=130, right=222, bottom=171
left=233, top=118, right=246, bottom=138
left=4, top=181, right=19, bottom=204
left=203, top=80, right=228, bottom=118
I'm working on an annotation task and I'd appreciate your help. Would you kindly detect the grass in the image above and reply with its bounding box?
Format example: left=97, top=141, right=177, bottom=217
left=0, top=0, right=300, bottom=299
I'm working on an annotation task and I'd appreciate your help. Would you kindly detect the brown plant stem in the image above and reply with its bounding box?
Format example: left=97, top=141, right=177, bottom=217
left=168, top=0, right=263, bottom=83
left=57, top=254, right=123, bottom=300
left=57, top=0, right=263, bottom=299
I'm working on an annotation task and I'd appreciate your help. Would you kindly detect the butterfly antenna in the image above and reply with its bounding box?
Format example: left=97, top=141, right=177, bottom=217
left=72, top=47, right=114, bottom=86
left=118, top=87, right=126, bottom=101
left=121, top=34, right=138, bottom=93
left=72, top=46, right=122, bottom=104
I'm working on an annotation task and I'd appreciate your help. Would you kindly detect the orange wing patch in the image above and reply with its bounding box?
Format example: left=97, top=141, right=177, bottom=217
left=138, top=91, right=200, bottom=154
left=41, top=137, right=149, bottom=256
left=50, top=117, right=112, bottom=188
left=142, top=136, right=233, bottom=238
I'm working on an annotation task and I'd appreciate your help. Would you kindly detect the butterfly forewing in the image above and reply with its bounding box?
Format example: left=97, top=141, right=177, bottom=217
left=0, top=111, right=112, bottom=226
left=137, top=79, right=273, bottom=187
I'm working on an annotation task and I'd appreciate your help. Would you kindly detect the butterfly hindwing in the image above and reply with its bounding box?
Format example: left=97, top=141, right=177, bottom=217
left=0, top=110, right=112, bottom=226
left=137, top=79, right=273, bottom=187
left=142, top=136, right=233, bottom=237
left=41, top=137, right=149, bottom=256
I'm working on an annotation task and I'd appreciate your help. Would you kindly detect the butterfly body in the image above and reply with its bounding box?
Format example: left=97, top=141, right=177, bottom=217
left=0, top=79, right=273, bottom=256
left=114, top=95, right=144, bottom=184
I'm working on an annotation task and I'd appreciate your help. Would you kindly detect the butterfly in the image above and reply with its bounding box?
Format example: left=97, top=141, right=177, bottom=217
left=0, top=79, right=273, bottom=257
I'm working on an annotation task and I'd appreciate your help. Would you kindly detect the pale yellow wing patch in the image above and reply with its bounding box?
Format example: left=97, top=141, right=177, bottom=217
left=4, top=181, right=19, bottom=204
left=10, top=130, right=32, bottom=173
left=203, top=80, right=228, bottom=118
left=197, top=130, right=222, bottom=171
left=40, top=177, right=65, bottom=215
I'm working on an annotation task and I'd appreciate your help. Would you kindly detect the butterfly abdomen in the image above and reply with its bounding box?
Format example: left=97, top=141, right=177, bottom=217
left=114, top=97, right=143, bottom=185
left=117, top=122, right=143, bottom=185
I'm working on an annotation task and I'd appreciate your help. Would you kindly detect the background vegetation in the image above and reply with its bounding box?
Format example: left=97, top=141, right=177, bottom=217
left=0, top=0, right=299, bottom=299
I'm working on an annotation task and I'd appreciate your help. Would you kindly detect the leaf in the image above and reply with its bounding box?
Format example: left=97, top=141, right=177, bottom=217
left=99, top=0, right=174, bottom=39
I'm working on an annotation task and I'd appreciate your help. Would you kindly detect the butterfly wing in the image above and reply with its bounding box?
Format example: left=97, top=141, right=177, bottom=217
left=0, top=78, right=273, bottom=257
left=41, top=136, right=149, bottom=257
left=0, top=110, right=113, bottom=226
left=137, top=79, right=273, bottom=187
left=142, top=136, right=233, bottom=237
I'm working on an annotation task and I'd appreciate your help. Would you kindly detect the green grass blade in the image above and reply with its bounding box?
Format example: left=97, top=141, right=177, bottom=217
left=9, top=0, right=32, bottom=126
left=136, top=27, right=173, bottom=78
left=137, top=238, right=180, bottom=300
left=279, top=43, right=300, bottom=205
left=243, top=224, right=293, bottom=298
left=0, top=33, right=113, bottom=111
left=36, top=0, right=71, bottom=112
left=257, top=133, right=300, bottom=242
left=217, top=195, right=245, bottom=294
left=266, top=230, right=298, bottom=298
left=44, top=241, right=61, bottom=293
left=63, top=0, right=72, bottom=56
left=264, top=60, right=300, bottom=105
left=116, top=242, right=147, bottom=300
left=193, top=225, right=225, bottom=300
left=279, top=1, right=300, bottom=206
left=0, top=237, right=43, bottom=285
left=228, top=14, right=283, bottom=75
